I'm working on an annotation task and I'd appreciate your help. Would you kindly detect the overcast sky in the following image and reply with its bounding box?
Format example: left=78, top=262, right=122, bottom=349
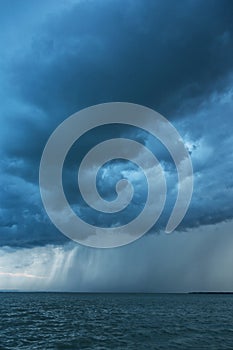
left=1, top=0, right=233, bottom=291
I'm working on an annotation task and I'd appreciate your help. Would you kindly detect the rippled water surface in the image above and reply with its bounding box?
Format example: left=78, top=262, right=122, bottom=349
left=0, top=293, right=233, bottom=349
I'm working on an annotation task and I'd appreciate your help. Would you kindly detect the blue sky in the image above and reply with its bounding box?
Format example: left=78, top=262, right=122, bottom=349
left=0, top=0, right=233, bottom=291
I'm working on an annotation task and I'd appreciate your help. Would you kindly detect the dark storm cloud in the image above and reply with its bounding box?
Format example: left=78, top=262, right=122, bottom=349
left=1, top=0, right=233, bottom=247
left=8, top=0, right=233, bottom=116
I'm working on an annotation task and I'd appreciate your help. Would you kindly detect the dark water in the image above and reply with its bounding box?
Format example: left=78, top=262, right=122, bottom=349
left=0, top=293, right=233, bottom=349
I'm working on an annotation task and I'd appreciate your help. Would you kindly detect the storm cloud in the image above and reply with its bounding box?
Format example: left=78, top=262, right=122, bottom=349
left=0, top=0, right=233, bottom=291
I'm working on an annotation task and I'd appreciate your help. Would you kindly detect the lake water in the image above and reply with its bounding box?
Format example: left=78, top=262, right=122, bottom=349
left=0, top=293, right=233, bottom=349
